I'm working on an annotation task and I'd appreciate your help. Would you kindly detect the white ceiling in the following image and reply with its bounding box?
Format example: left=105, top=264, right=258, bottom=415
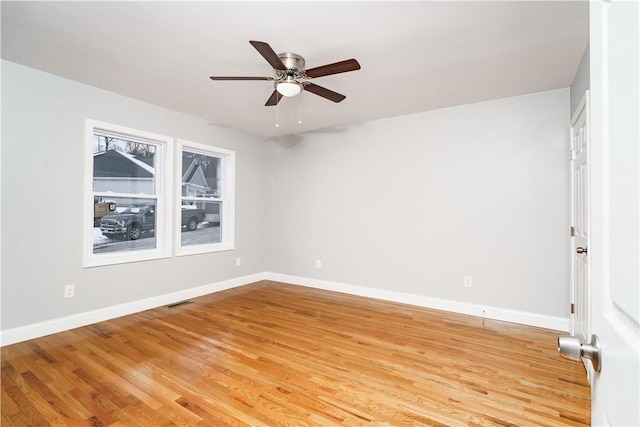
left=1, top=1, right=588, bottom=139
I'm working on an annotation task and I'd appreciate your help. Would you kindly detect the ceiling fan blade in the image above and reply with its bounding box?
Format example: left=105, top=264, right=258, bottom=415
left=249, top=40, right=287, bottom=71
left=304, top=59, right=361, bottom=78
left=210, top=76, right=274, bottom=81
left=303, top=83, right=346, bottom=103
left=265, top=90, right=283, bottom=106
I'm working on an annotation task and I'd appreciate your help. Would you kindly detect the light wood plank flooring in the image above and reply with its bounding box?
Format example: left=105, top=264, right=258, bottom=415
left=1, top=281, right=590, bottom=426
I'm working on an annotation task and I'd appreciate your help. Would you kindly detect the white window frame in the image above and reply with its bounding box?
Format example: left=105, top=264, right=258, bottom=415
left=84, top=119, right=173, bottom=267
left=176, top=139, right=235, bottom=256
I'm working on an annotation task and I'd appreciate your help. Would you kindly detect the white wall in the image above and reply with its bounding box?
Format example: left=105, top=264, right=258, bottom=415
left=1, top=60, right=572, bottom=341
left=265, top=88, right=571, bottom=321
left=1, top=61, right=266, bottom=332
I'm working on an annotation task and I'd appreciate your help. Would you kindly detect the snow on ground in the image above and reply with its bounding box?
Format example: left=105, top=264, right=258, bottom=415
left=93, top=227, right=110, bottom=244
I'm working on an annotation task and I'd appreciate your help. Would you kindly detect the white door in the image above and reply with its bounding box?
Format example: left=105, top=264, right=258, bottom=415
left=571, top=93, right=590, bottom=346
left=589, top=0, right=639, bottom=425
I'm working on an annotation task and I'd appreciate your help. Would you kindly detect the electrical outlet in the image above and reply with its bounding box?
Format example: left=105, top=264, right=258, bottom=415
left=235, top=257, right=241, bottom=267
left=316, top=259, right=322, bottom=269
left=464, top=276, right=472, bottom=288
left=64, top=284, right=75, bottom=298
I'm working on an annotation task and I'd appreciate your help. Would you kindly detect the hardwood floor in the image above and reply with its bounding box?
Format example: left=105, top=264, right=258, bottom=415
left=1, top=281, right=590, bottom=426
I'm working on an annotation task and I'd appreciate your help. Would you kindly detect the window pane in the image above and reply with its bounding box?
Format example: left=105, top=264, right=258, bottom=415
left=181, top=152, right=221, bottom=198
left=181, top=201, right=221, bottom=246
left=93, top=134, right=156, bottom=195
left=93, top=197, right=157, bottom=254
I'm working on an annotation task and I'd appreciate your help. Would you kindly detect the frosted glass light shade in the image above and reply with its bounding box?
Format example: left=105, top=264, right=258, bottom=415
left=276, top=81, right=302, bottom=97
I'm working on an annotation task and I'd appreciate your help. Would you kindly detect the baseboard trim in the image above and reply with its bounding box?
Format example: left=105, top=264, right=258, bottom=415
left=0, top=273, right=266, bottom=346
left=1, top=271, right=569, bottom=346
left=265, top=272, right=570, bottom=332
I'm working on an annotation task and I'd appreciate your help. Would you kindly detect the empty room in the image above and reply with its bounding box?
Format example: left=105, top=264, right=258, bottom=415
left=1, top=1, right=638, bottom=426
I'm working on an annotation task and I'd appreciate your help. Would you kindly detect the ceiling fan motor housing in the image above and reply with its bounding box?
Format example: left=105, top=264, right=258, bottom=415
left=276, top=52, right=305, bottom=76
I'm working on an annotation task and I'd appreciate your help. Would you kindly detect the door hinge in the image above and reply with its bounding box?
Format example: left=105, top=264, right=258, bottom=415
left=571, top=303, right=575, bottom=314
left=571, top=226, right=575, bottom=237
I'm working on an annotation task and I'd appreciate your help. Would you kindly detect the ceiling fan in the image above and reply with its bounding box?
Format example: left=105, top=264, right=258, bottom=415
left=210, top=40, right=361, bottom=106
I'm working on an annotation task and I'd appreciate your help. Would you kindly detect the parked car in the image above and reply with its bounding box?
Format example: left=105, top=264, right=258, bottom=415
left=100, top=204, right=155, bottom=240
left=100, top=204, right=206, bottom=240
left=181, top=206, right=206, bottom=232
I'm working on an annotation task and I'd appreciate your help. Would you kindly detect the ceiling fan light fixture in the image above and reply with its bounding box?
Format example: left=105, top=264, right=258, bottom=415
left=210, top=41, right=359, bottom=106
left=276, top=81, right=302, bottom=97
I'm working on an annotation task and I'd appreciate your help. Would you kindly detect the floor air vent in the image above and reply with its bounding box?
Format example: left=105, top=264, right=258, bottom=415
left=166, top=300, right=193, bottom=309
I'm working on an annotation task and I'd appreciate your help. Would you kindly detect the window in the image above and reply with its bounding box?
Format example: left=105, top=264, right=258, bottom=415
left=85, top=120, right=172, bottom=267
left=177, top=139, right=235, bottom=255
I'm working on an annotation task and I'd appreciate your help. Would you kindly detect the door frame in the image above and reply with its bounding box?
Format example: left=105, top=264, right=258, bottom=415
left=569, top=91, right=591, bottom=348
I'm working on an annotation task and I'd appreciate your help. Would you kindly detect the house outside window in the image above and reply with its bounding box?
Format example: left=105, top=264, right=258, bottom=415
left=85, top=120, right=173, bottom=267
left=177, top=139, right=235, bottom=255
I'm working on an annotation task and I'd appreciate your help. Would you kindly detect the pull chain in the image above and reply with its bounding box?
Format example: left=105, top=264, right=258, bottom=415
left=298, top=91, right=303, bottom=125
left=275, top=93, right=280, bottom=128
